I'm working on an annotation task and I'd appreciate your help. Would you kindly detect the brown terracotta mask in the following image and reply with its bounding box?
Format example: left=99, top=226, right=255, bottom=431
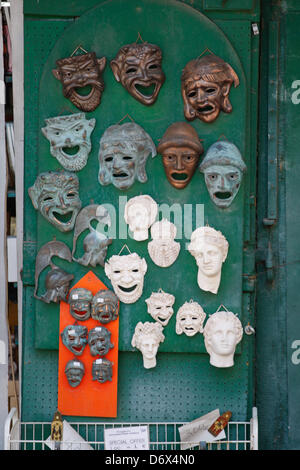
left=110, top=42, right=165, bottom=105
left=52, top=52, right=106, bottom=112
left=157, top=122, right=203, bottom=189
left=181, top=54, right=239, bottom=123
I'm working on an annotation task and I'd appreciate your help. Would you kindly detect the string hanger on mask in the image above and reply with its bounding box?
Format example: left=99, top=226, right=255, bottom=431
left=118, top=244, right=132, bottom=256
left=70, top=45, right=89, bottom=57
left=197, top=47, right=215, bottom=60
left=217, top=134, right=230, bottom=142
left=135, top=32, right=146, bottom=44
left=117, top=113, right=135, bottom=125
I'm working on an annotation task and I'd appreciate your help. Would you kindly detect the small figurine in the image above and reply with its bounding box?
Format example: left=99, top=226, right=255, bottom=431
left=175, top=300, right=206, bottom=337
left=208, top=411, right=232, bottom=437
left=68, top=288, right=93, bottom=321
left=124, top=195, right=158, bottom=241
left=131, top=321, right=165, bottom=369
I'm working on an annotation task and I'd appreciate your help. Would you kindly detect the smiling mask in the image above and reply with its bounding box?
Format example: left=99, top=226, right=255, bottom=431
left=68, top=287, right=93, bottom=321
left=145, top=290, right=175, bottom=327
left=61, top=324, right=88, bottom=356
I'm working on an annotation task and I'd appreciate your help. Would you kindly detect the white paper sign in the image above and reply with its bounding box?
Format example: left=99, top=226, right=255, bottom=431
left=45, top=420, right=94, bottom=451
left=104, top=426, right=150, bottom=450
left=178, top=409, right=226, bottom=450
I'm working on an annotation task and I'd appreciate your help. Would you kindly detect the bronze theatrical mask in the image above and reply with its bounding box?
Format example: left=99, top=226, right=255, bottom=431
left=110, top=42, right=165, bottom=105
left=52, top=52, right=106, bottom=112
left=181, top=54, right=239, bottom=123
left=91, top=289, right=119, bottom=324
left=157, top=122, right=203, bottom=189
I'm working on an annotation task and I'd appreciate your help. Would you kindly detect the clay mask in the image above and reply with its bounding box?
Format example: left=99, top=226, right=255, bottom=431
left=203, top=310, right=243, bottom=368
left=65, top=359, right=85, bottom=387
left=188, top=226, right=229, bottom=294
left=72, top=204, right=112, bottom=268
left=105, top=253, right=147, bottom=304
left=98, top=122, right=156, bottom=190
left=199, top=141, right=246, bottom=208
left=110, top=42, right=165, bottom=105
left=28, top=171, right=82, bottom=232
left=61, top=324, right=88, bottom=356
left=41, top=113, right=96, bottom=172
left=68, top=288, right=93, bottom=321
left=157, top=122, right=203, bottom=189
left=145, top=290, right=175, bottom=327
left=124, top=195, right=158, bottom=241
left=148, top=218, right=180, bottom=268
left=92, top=358, right=113, bottom=383
left=91, top=289, right=119, bottom=324
left=175, top=301, right=206, bottom=337
left=131, top=321, right=165, bottom=369
left=52, top=51, right=106, bottom=112
left=88, top=326, right=114, bottom=357
left=181, top=54, right=239, bottom=123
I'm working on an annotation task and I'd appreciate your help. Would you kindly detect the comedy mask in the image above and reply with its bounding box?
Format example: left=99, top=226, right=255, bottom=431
left=92, top=358, right=113, bottom=383
left=200, top=141, right=246, bottom=208
left=131, top=321, right=165, bottom=369
left=148, top=219, right=180, bottom=268
left=72, top=204, right=112, bottom=268
left=68, top=288, right=93, bottom=321
left=98, top=122, right=156, bottom=190
left=145, top=290, right=175, bottom=327
left=110, top=42, right=165, bottom=105
left=34, top=240, right=74, bottom=304
left=65, top=359, right=85, bottom=388
left=188, top=226, right=229, bottom=294
left=88, top=326, right=114, bottom=357
left=203, top=310, right=243, bottom=368
left=124, top=195, right=158, bottom=241
left=28, top=171, right=82, bottom=232
left=157, top=122, right=203, bottom=189
left=175, top=300, right=206, bottom=337
left=105, top=252, right=147, bottom=304
left=41, top=113, right=96, bottom=172
left=91, top=289, right=119, bottom=324
left=181, top=54, right=239, bottom=123
left=52, top=51, right=106, bottom=112
left=61, top=324, right=88, bottom=356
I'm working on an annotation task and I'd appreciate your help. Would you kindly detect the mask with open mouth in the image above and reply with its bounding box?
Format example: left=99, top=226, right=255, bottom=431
left=175, top=300, right=206, bottom=337
left=145, top=290, right=175, bottom=327
left=61, top=324, right=88, bottom=356
left=92, top=358, right=113, bottom=383
left=88, top=326, right=114, bottom=357
left=65, top=359, right=85, bottom=388
left=181, top=54, right=239, bottom=123
left=68, top=288, right=93, bottom=321
left=28, top=170, right=82, bottom=232
left=91, top=289, right=119, bottom=324
left=110, top=42, right=165, bottom=106
left=41, top=113, right=96, bottom=172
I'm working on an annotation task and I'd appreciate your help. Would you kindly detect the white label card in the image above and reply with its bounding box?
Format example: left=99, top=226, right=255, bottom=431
left=104, top=426, right=150, bottom=450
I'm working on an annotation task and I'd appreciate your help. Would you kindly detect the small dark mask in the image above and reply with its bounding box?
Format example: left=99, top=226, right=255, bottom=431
left=92, top=358, right=113, bottom=383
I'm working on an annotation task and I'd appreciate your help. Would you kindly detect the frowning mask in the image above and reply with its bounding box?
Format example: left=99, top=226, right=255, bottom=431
left=91, top=289, right=119, bottom=324
left=124, top=195, right=158, bottom=241
left=41, top=113, right=96, bottom=172
left=131, top=321, right=165, bottom=369
left=28, top=171, right=82, bottom=232
left=92, top=358, right=113, bottom=383
left=61, top=324, right=88, bottom=356
left=110, top=42, right=165, bottom=105
left=68, top=288, right=93, bottom=321
left=88, top=326, right=114, bottom=357
left=148, top=219, right=180, bottom=268
left=65, top=359, right=85, bottom=388
left=52, top=52, right=106, bottom=112
left=98, top=122, right=156, bottom=190
left=145, top=290, right=175, bottom=327
left=181, top=54, right=239, bottom=123
left=175, top=301, right=206, bottom=337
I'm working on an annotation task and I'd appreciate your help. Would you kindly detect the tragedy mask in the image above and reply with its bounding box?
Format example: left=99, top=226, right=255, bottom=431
left=175, top=300, right=206, bottom=337
left=68, top=288, right=93, bottom=321
left=72, top=204, right=112, bottom=268
left=199, top=141, right=246, bottom=208
left=52, top=51, right=106, bottom=112
left=157, top=122, right=203, bottom=189
left=124, top=195, right=158, bottom=241
left=203, top=310, right=243, bottom=368
left=131, top=321, right=165, bottom=369
left=181, top=54, right=239, bottom=123
left=28, top=171, right=82, bottom=232
left=92, top=358, right=113, bottom=383
left=65, top=359, right=85, bottom=388
left=110, top=42, right=165, bottom=105
left=188, top=226, right=229, bottom=294
left=148, top=218, right=180, bottom=268
left=88, top=326, right=114, bottom=357
left=61, top=324, right=88, bottom=356
left=145, top=290, right=175, bottom=327
left=91, top=289, right=119, bottom=324
left=105, top=252, right=147, bottom=304
left=98, top=122, right=156, bottom=190
left=41, top=113, right=96, bottom=172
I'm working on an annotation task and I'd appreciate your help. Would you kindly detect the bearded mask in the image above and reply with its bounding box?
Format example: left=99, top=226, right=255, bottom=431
left=88, top=326, right=114, bottom=357
left=110, top=42, right=165, bottom=105
left=52, top=52, right=106, bottom=112
left=92, top=358, right=113, bottom=383
left=61, top=324, right=88, bottom=356
left=28, top=171, right=82, bottom=232
left=181, top=54, right=239, bottom=123
left=91, top=289, right=119, bottom=324
left=41, top=113, right=96, bottom=172
left=148, top=219, right=180, bottom=268
left=68, top=288, right=93, bottom=321
left=65, top=359, right=85, bottom=388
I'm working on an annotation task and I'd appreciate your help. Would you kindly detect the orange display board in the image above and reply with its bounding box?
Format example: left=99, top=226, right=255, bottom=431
left=58, top=271, right=119, bottom=417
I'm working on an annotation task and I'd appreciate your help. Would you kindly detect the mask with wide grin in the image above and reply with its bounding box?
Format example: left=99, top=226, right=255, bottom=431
left=68, top=287, right=93, bottom=321
left=61, top=324, right=88, bottom=356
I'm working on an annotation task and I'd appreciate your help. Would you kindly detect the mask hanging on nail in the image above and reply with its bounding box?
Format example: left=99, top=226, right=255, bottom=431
left=92, top=358, right=113, bottom=383
left=131, top=321, right=165, bottom=369
left=175, top=300, right=206, bottom=337
left=145, top=290, right=175, bottom=327
left=88, top=326, right=114, bottom=357
left=61, top=324, right=88, bottom=356
left=124, top=195, right=158, bottom=241
left=148, top=219, right=180, bottom=268
left=68, top=287, right=93, bottom=321
left=91, top=289, right=119, bottom=324
left=65, top=359, right=85, bottom=388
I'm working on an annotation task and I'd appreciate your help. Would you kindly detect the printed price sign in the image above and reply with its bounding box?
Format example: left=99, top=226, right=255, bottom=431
left=104, top=426, right=149, bottom=450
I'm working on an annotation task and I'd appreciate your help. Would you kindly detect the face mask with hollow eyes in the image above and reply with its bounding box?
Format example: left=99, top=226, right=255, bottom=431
left=65, top=359, right=85, bottom=388
left=92, top=358, right=113, bottom=383
left=88, top=326, right=114, bottom=357
left=61, top=324, right=88, bottom=356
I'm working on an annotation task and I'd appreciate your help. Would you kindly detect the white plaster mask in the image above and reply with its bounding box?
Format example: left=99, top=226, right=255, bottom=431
left=203, top=310, right=243, bottom=368
left=104, top=252, right=147, bottom=304
left=145, top=290, right=175, bottom=327
left=148, top=218, right=180, bottom=268
left=175, top=301, right=206, bottom=337
left=41, top=113, right=96, bottom=171
left=131, top=321, right=165, bottom=369
left=188, top=226, right=228, bottom=294
left=124, top=195, right=158, bottom=241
